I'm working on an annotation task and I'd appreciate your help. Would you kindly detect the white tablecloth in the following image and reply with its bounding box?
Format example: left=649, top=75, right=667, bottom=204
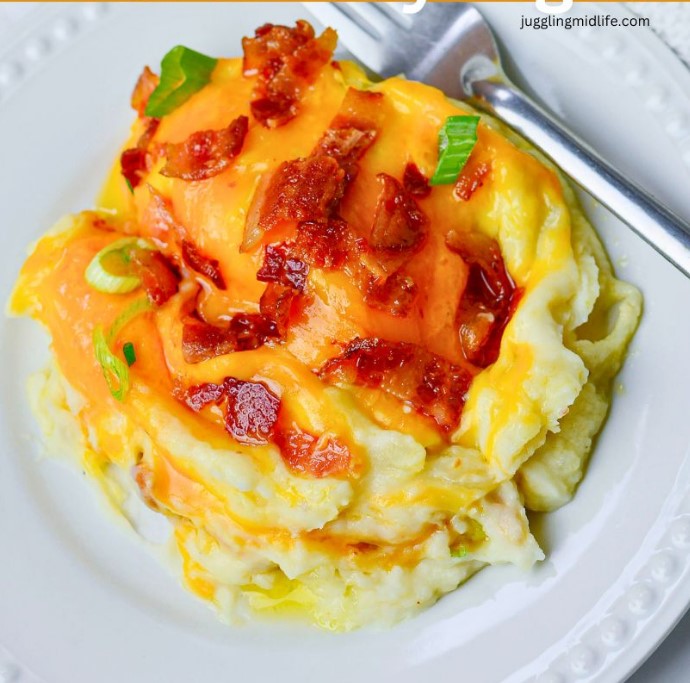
left=0, top=3, right=689, bottom=682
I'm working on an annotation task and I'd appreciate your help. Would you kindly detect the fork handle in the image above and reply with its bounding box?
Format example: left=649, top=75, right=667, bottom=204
left=470, top=78, right=690, bottom=278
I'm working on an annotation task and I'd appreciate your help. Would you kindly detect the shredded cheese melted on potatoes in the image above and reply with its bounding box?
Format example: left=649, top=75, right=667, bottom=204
left=9, top=22, right=641, bottom=631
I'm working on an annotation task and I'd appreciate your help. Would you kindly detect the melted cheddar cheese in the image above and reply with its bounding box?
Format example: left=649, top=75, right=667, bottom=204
left=9, top=22, right=641, bottom=630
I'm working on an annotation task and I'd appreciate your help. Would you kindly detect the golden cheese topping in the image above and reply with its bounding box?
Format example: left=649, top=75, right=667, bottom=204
left=9, top=21, right=641, bottom=630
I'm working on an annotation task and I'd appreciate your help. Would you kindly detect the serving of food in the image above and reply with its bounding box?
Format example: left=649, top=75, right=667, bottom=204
left=8, top=19, right=641, bottom=631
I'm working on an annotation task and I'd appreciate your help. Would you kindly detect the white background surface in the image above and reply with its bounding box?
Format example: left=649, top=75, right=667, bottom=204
left=1, top=3, right=689, bottom=682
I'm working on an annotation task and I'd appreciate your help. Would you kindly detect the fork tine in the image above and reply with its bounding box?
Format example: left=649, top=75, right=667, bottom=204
left=304, top=1, right=483, bottom=86
left=339, top=2, right=400, bottom=39
left=304, top=3, right=388, bottom=72
left=377, top=3, right=415, bottom=31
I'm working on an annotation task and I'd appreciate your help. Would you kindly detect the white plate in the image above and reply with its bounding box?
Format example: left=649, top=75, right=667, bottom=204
left=1, top=3, right=690, bottom=682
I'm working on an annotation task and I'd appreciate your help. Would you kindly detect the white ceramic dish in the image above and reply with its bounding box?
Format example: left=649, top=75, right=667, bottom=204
left=1, top=3, right=690, bottom=682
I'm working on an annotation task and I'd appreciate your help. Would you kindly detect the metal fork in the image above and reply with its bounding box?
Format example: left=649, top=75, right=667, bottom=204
left=305, top=2, right=690, bottom=278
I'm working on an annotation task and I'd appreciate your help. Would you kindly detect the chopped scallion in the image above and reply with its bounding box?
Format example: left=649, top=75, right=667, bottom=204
left=451, top=546, right=468, bottom=559
left=93, top=297, right=152, bottom=400
left=123, top=342, right=137, bottom=367
left=145, top=46, right=218, bottom=118
left=84, top=237, right=153, bottom=294
left=429, top=115, right=480, bottom=186
left=93, top=325, right=130, bottom=402
left=107, top=297, right=154, bottom=343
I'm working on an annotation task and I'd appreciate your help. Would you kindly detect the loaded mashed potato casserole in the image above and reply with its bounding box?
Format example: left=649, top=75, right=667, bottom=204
left=9, top=22, right=641, bottom=630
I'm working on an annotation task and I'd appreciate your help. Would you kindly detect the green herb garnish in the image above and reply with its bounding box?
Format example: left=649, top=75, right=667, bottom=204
left=123, top=342, right=137, bottom=367
left=145, top=45, right=217, bottom=118
left=93, top=297, right=152, bottom=400
left=84, top=237, right=153, bottom=294
left=93, top=325, right=130, bottom=401
left=430, top=115, right=480, bottom=186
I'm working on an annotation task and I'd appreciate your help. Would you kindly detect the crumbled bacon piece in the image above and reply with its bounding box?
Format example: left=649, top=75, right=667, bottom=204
left=161, top=116, right=249, bottom=181
left=129, top=248, right=179, bottom=306
left=120, top=148, right=149, bottom=190
left=243, top=156, right=344, bottom=251
left=294, top=219, right=349, bottom=269
left=138, top=117, right=160, bottom=149
left=257, top=243, right=309, bottom=291
left=183, top=381, right=227, bottom=412
left=131, top=66, right=159, bottom=118
left=313, top=128, right=374, bottom=180
left=182, top=377, right=280, bottom=446
left=313, top=89, right=383, bottom=180
left=446, top=230, right=519, bottom=367
left=259, top=283, right=297, bottom=337
left=242, top=20, right=336, bottom=128
left=181, top=315, right=280, bottom=364
left=365, top=271, right=418, bottom=317
left=275, top=428, right=351, bottom=477
left=319, top=338, right=474, bottom=433
left=180, top=375, right=349, bottom=475
left=454, top=160, right=491, bottom=202
left=224, top=378, right=280, bottom=445
left=403, top=163, right=431, bottom=198
left=181, top=239, right=226, bottom=289
left=369, top=173, right=429, bottom=274
left=120, top=118, right=160, bottom=189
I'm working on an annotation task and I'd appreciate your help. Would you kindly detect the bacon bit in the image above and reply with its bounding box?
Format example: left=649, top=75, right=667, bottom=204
left=181, top=377, right=281, bottom=446
left=224, top=378, right=281, bottom=445
left=131, top=66, right=159, bottom=118
left=180, top=375, right=349, bottom=475
left=120, top=118, right=160, bottom=189
left=403, top=163, right=431, bottom=198
left=313, top=89, right=383, bottom=180
left=446, top=230, right=519, bottom=367
left=254, top=219, right=361, bottom=336
left=243, top=156, right=344, bottom=251
left=120, top=148, right=149, bottom=190
left=319, top=338, right=473, bottom=433
left=369, top=173, right=429, bottom=273
left=181, top=315, right=280, bottom=364
left=257, top=243, right=309, bottom=291
left=129, top=248, right=179, bottom=306
left=183, top=381, right=227, bottom=412
left=242, top=20, right=336, bottom=128
left=313, top=128, right=374, bottom=178
left=259, top=283, right=297, bottom=337
left=275, top=427, right=351, bottom=477
left=138, top=117, right=160, bottom=149
left=161, top=116, right=249, bottom=181
left=454, top=160, right=491, bottom=202
left=365, top=271, right=418, bottom=317
left=181, top=239, right=226, bottom=289
left=294, top=219, right=349, bottom=269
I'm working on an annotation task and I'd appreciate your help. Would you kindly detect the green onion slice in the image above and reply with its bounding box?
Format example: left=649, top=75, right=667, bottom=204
left=94, top=297, right=152, bottom=400
left=429, top=115, right=481, bottom=186
left=84, top=237, right=153, bottom=294
left=123, top=342, right=137, bottom=367
left=451, top=546, right=468, bottom=559
left=93, top=325, right=130, bottom=402
left=145, top=46, right=218, bottom=118
left=107, top=297, right=154, bottom=344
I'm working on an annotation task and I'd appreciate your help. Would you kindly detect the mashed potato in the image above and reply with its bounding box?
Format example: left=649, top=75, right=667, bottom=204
left=9, top=21, right=641, bottom=630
